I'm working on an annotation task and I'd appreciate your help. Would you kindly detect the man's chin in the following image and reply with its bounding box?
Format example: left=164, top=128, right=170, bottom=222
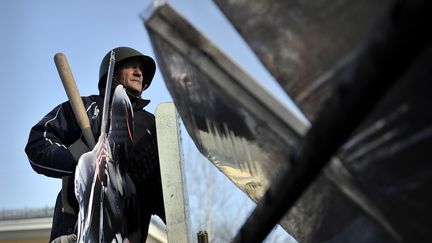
left=124, top=85, right=142, bottom=93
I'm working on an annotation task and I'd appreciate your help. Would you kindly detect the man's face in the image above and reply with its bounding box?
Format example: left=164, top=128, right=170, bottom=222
left=116, top=58, right=144, bottom=93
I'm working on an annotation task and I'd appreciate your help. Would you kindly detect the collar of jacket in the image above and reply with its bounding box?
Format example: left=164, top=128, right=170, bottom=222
left=133, top=98, right=150, bottom=110
left=91, top=94, right=150, bottom=112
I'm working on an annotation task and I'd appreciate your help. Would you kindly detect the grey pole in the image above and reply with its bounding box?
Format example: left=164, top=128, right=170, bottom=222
left=156, top=102, right=193, bottom=243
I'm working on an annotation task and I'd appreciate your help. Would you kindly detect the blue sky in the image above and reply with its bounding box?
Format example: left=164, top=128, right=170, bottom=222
left=0, top=0, right=299, bottom=211
left=0, top=1, right=300, bottom=241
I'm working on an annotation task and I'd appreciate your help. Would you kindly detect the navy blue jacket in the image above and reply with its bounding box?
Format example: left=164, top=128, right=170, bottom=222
left=25, top=94, right=165, bottom=239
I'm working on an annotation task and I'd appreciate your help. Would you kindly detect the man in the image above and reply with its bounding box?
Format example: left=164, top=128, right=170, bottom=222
left=25, top=47, right=165, bottom=242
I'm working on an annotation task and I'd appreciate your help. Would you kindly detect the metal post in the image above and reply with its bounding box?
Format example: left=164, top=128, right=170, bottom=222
left=156, top=102, right=193, bottom=243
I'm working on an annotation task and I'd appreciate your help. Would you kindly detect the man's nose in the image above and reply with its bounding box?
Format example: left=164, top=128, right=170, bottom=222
left=133, top=67, right=142, bottom=77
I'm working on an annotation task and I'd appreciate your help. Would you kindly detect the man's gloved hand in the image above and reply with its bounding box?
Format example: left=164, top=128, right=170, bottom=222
left=95, top=134, right=109, bottom=186
left=51, top=234, right=77, bottom=243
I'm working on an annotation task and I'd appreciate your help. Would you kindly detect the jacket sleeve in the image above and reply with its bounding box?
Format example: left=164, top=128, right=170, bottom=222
left=25, top=101, right=85, bottom=178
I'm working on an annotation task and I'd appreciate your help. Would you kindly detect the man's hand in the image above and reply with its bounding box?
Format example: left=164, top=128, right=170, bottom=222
left=95, top=134, right=109, bottom=186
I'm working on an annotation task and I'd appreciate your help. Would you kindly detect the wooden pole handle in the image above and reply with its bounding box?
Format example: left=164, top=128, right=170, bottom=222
left=54, top=53, right=96, bottom=149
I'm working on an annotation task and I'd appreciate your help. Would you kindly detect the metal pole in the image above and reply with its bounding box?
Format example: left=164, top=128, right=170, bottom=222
left=156, top=102, right=193, bottom=243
